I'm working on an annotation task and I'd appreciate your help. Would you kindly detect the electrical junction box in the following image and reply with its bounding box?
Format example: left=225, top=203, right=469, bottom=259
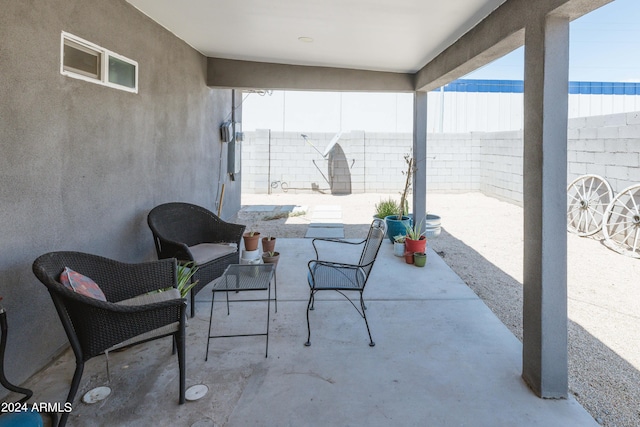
left=228, top=135, right=240, bottom=176
left=221, top=121, right=241, bottom=176
left=220, top=121, right=233, bottom=142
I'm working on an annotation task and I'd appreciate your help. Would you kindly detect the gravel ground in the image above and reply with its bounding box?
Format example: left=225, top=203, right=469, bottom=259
left=236, top=191, right=640, bottom=427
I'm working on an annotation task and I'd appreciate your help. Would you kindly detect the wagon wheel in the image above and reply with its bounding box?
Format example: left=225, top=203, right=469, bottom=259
left=603, top=183, right=640, bottom=258
left=567, top=174, right=613, bottom=236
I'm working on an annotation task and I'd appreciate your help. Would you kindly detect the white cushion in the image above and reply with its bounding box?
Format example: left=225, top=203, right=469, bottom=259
left=117, top=288, right=181, bottom=306
left=188, top=243, right=237, bottom=264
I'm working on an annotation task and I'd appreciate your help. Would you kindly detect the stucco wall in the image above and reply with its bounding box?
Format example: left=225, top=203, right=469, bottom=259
left=243, top=110, right=640, bottom=206
left=0, top=0, right=240, bottom=385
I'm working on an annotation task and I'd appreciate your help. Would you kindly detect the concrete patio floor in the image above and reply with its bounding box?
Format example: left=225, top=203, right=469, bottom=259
left=22, top=238, right=597, bottom=426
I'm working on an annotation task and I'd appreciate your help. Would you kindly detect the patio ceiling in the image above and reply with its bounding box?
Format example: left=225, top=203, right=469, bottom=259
left=126, top=0, right=507, bottom=74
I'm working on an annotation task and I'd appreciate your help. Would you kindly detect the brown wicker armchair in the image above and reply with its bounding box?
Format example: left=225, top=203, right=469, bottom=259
left=32, top=252, right=186, bottom=427
left=147, top=202, right=246, bottom=317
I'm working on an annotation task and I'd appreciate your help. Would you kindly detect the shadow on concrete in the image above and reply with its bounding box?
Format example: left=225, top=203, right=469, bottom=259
left=430, top=227, right=640, bottom=427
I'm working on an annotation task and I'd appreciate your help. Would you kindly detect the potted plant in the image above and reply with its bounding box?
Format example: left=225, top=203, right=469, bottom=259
left=243, top=230, right=261, bottom=251
left=384, top=155, right=413, bottom=243
left=413, top=252, right=427, bottom=267
left=155, top=262, right=198, bottom=298
left=262, top=235, right=276, bottom=253
left=405, top=216, right=427, bottom=254
left=261, top=251, right=280, bottom=268
left=404, top=251, right=414, bottom=264
left=374, top=198, right=400, bottom=220
left=393, top=234, right=406, bottom=257
left=385, top=214, right=411, bottom=244
left=176, top=262, right=198, bottom=298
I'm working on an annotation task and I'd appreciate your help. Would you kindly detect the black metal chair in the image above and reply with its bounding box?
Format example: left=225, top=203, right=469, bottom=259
left=148, top=202, right=246, bottom=317
left=32, top=252, right=186, bottom=427
left=305, top=218, right=387, bottom=347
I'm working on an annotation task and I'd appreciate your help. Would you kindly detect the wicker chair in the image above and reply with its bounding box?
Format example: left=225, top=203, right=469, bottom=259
left=148, top=202, right=246, bottom=317
left=32, top=252, right=186, bottom=427
left=305, top=218, right=387, bottom=347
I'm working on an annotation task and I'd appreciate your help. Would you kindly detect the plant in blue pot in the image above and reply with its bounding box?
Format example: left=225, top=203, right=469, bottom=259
left=384, top=155, right=413, bottom=242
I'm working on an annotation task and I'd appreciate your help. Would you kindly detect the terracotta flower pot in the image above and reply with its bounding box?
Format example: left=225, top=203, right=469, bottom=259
left=261, top=251, right=280, bottom=268
left=405, top=236, right=426, bottom=253
left=243, top=232, right=261, bottom=251
left=404, top=252, right=414, bottom=264
left=262, top=236, right=276, bottom=253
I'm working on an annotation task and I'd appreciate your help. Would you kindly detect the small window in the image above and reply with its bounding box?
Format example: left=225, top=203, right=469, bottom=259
left=61, top=32, right=138, bottom=93
left=63, top=39, right=101, bottom=79
left=108, top=56, right=136, bottom=89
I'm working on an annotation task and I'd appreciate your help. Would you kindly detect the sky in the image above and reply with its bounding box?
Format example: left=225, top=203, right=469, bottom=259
left=466, top=0, right=640, bottom=82
left=243, top=0, right=640, bottom=133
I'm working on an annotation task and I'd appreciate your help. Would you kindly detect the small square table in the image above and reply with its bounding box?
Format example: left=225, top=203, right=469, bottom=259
left=205, top=263, right=276, bottom=360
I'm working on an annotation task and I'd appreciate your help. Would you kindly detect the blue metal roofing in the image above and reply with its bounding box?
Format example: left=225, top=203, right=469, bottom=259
left=441, top=79, right=640, bottom=95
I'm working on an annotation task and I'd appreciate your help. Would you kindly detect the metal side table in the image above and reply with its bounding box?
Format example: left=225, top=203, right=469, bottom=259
left=205, top=263, right=276, bottom=360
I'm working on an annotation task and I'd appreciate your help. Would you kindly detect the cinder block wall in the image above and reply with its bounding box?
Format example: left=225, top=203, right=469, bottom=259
left=242, top=131, right=477, bottom=195
left=425, top=133, right=481, bottom=192
left=477, top=111, right=640, bottom=202
left=244, top=111, right=640, bottom=206
left=568, top=111, right=640, bottom=193
left=478, top=131, right=523, bottom=204
left=361, top=132, right=410, bottom=193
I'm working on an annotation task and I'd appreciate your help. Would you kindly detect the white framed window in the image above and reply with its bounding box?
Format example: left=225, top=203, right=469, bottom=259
left=61, top=32, right=138, bottom=93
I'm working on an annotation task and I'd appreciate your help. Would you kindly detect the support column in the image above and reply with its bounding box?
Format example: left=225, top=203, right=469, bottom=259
left=413, top=91, right=428, bottom=228
left=522, top=13, right=569, bottom=398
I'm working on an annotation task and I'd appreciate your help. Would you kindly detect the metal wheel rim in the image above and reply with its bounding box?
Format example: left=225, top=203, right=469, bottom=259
left=567, top=174, right=613, bottom=236
left=603, top=183, right=640, bottom=258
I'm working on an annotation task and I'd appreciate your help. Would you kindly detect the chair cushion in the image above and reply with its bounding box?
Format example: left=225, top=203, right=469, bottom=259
left=108, top=288, right=182, bottom=351
left=117, top=288, right=181, bottom=306
left=188, top=243, right=237, bottom=265
left=59, top=267, right=106, bottom=301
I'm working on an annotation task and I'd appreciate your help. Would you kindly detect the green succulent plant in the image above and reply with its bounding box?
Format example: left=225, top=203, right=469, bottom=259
left=393, top=234, right=406, bottom=243
left=374, top=198, right=400, bottom=219
left=176, top=262, right=198, bottom=298
left=405, top=216, right=426, bottom=241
